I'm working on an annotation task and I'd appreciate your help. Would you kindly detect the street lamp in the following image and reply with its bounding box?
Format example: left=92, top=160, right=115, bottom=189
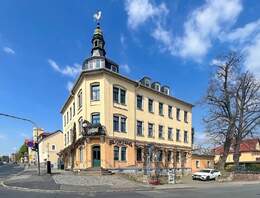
left=0, top=113, right=41, bottom=175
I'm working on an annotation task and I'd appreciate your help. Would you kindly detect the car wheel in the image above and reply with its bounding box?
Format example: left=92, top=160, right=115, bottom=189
left=206, top=176, right=210, bottom=181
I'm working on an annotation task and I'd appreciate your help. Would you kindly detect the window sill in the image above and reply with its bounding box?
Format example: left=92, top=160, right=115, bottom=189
left=137, top=134, right=144, bottom=137
left=114, top=103, right=128, bottom=110
left=159, top=137, right=164, bottom=140
left=168, top=116, right=173, bottom=119
left=148, top=111, right=154, bottom=114
left=159, top=114, right=164, bottom=117
left=137, top=108, right=143, bottom=111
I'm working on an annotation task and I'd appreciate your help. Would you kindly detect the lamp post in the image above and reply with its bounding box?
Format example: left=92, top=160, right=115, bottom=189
left=0, top=113, right=41, bottom=175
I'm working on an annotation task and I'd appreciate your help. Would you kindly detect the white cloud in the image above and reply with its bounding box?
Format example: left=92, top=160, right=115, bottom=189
left=48, top=59, right=81, bottom=78
left=3, top=47, right=15, bottom=55
left=176, top=0, right=242, bottom=60
left=66, top=81, right=74, bottom=92
left=120, top=34, right=126, bottom=48
left=151, top=25, right=174, bottom=54
left=244, top=34, right=260, bottom=79
left=125, top=0, right=168, bottom=30
left=121, top=64, right=131, bottom=73
left=221, top=19, right=260, bottom=44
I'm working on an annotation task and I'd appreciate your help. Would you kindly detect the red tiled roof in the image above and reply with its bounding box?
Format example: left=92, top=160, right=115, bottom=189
left=214, top=138, right=260, bottom=155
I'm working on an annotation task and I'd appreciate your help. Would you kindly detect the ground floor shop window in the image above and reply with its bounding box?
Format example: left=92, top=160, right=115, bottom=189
left=136, top=147, right=142, bottom=161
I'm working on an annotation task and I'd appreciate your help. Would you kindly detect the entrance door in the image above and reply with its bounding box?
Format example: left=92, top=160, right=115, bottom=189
left=92, top=145, right=101, bottom=167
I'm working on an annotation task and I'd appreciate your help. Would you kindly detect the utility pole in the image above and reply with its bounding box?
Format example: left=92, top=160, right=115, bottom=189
left=0, top=113, right=41, bottom=175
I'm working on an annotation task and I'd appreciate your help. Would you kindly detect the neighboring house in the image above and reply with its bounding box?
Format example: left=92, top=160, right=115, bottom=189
left=38, top=130, right=64, bottom=168
left=191, top=154, right=215, bottom=172
left=28, top=128, right=44, bottom=164
left=59, top=21, right=194, bottom=173
left=214, top=138, right=260, bottom=166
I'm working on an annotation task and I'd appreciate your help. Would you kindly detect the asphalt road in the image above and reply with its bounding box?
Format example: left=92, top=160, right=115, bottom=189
left=0, top=164, right=260, bottom=198
left=0, top=163, right=24, bottom=181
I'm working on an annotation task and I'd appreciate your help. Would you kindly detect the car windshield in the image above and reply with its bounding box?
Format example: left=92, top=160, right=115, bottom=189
left=199, top=170, right=211, bottom=173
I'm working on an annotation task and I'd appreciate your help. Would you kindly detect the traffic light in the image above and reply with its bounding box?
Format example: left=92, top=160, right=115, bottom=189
left=32, top=143, right=38, bottom=151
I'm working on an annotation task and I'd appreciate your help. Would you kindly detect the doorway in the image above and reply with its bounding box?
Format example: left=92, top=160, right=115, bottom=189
left=92, top=145, right=101, bottom=167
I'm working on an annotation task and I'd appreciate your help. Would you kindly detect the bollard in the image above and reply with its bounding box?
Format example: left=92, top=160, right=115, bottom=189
left=47, top=161, right=51, bottom=174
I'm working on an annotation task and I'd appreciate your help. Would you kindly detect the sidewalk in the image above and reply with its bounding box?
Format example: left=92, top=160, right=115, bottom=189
left=2, top=167, right=260, bottom=193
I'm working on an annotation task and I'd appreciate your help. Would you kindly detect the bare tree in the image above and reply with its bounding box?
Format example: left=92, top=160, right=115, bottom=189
left=233, top=72, right=260, bottom=169
left=204, top=52, right=242, bottom=170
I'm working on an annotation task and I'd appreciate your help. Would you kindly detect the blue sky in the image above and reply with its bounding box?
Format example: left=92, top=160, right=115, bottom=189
left=0, top=0, right=259, bottom=155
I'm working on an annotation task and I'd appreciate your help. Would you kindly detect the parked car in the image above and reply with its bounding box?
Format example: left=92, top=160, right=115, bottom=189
left=0, top=161, right=3, bottom=166
left=192, top=169, right=221, bottom=181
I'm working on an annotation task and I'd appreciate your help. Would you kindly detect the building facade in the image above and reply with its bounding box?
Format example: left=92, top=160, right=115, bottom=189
left=60, top=22, right=194, bottom=172
left=191, top=154, right=215, bottom=172
left=38, top=130, right=64, bottom=168
left=214, top=139, right=260, bottom=166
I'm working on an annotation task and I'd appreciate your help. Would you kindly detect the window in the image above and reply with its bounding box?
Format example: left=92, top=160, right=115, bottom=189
left=113, top=86, right=126, bottom=105
left=79, top=147, right=84, bottom=163
left=157, top=150, right=163, bottom=162
left=168, top=106, right=173, bottom=118
left=78, top=117, right=83, bottom=136
left=176, top=151, right=180, bottom=163
left=184, top=131, right=188, bottom=143
left=136, top=95, right=143, bottom=110
left=121, top=147, right=126, bottom=161
left=73, top=102, right=75, bottom=116
left=64, top=115, right=66, bottom=126
left=114, top=146, right=119, bottom=161
left=167, top=151, right=172, bottom=162
left=168, top=127, right=173, bottom=140
left=184, top=111, right=188, bottom=123
left=111, top=65, right=118, bottom=72
left=51, top=145, right=56, bottom=151
left=148, top=99, right=153, bottom=113
left=66, top=112, right=69, bottom=124
left=121, top=117, right=126, bottom=132
left=159, top=125, right=163, bottom=139
left=78, top=90, right=82, bottom=110
left=207, top=161, right=211, bottom=168
left=196, top=160, right=200, bottom=168
left=113, top=115, right=127, bottom=132
left=95, top=59, right=101, bottom=68
left=70, top=107, right=72, bottom=120
left=91, top=113, right=100, bottom=124
left=64, top=134, right=67, bottom=146
left=70, top=129, right=73, bottom=144
left=137, top=121, right=143, bottom=136
left=120, top=89, right=126, bottom=104
left=113, top=115, right=119, bottom=131
left=159, top=103, right=163, bottom=116
left=176, top=129, right=181, bottom=142
left=148, top=123, right=154, bottom=138
left=176, top=108, right=180, bottom=121
left=91, top=83, right=100, bottom=101
left=136, top=148, right=142, bottom=161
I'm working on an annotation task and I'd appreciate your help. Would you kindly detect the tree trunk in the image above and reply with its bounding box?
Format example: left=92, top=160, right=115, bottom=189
left=233, top=138, right=241, bottom=171
left=217, top=137, right=232, bottom=170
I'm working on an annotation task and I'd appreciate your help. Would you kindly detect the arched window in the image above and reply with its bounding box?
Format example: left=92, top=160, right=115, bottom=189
left=114, top=146, right=119, bottom=161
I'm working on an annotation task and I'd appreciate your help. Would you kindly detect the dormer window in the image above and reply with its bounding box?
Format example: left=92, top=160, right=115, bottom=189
left=145, top=79, right=150, bottom=87
left=161, top=86, right=170, bottom=95
left=152, top=82, right=161, bottom=91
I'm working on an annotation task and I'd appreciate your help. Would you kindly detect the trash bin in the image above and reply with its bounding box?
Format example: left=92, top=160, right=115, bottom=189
left=47, top=161, right=51, bottom=174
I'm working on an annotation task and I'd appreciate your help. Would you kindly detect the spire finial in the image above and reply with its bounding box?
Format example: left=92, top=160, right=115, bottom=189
left=93, top=11, right=102, bottom=25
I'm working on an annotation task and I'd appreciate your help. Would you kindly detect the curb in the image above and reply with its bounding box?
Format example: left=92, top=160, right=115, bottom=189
left=0, top=181, right=153, bottom=194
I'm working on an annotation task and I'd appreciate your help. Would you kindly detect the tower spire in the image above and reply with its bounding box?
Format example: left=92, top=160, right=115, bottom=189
left=91, top=11, right=106, bottom=57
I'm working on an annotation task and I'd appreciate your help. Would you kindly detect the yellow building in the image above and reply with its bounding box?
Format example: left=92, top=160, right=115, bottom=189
left=28, top=128, right=44, bottom=164
left=214, top=139, right=260, bottom=166
left=38, top=130, right=64, bottom=168
left=59, top=22, right=194, bottom=173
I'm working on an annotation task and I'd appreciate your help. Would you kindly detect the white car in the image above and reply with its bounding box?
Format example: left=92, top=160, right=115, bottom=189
left=192, top=169, right=221, bottom=181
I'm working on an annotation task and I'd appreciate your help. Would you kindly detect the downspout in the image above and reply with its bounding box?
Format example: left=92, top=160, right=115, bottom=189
left=134, top=82, right=141, bottom=170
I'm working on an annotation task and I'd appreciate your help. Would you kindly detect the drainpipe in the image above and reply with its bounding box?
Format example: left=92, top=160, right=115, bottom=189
left=134, top=82, right=141, bottom=171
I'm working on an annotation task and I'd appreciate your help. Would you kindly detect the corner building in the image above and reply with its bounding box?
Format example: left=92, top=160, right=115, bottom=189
left=60, top=22, right=194, bottom=173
